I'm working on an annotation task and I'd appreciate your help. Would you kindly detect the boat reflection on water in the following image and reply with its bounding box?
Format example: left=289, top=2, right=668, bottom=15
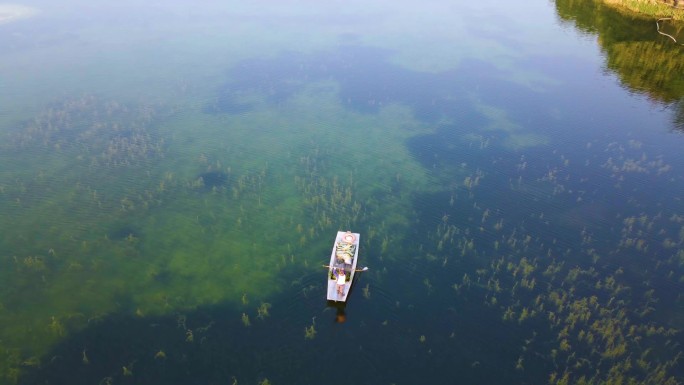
left=327, top=301, right=347, bottom=323
left=335, top=305, right=347, bottom=323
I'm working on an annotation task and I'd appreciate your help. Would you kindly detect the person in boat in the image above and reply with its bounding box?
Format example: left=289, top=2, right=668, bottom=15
left=336, top=267, right=346, bottom=295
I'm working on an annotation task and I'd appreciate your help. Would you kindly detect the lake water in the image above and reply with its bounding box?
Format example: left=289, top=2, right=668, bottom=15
left=1, top=0, right=683, bottom=384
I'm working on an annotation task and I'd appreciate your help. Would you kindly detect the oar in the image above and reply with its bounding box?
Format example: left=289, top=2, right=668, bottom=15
left=322, top=265, right=369, bottom=272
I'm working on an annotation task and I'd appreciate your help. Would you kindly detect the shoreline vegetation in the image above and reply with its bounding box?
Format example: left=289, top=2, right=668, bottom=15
left=0, top=4, right=38, bottom=24
left=602, top=0, right=684, bottom=20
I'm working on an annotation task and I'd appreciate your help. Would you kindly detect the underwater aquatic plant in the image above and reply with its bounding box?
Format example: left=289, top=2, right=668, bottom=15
left=304, top=316, right=317, bottom=340
left=362, top=283, right=370, bottom=299
left=257, top=303, right=271, bottom=319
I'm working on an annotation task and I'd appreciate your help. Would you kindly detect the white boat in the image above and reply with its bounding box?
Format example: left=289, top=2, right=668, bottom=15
left=327, top=231, right=360, bottom=302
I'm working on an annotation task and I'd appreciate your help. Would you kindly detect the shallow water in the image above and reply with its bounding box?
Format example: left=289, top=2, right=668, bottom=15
left=1, top=0, right=683, bottom=384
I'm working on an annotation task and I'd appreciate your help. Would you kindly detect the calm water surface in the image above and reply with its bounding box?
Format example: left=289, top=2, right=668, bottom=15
left=1, top=0, right=683, bottom=384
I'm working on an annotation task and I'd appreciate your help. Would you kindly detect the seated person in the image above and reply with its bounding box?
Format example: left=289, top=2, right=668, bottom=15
left=336, top=268, right=346, bottom=295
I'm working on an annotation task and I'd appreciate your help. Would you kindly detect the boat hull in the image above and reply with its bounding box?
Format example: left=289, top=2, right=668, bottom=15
left=326, top=231, right=360, bottom=302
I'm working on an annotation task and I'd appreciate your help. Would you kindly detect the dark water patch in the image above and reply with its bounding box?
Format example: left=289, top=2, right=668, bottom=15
left=407, top=116, right=684, bottom=383
left=20, top=260, right=537, bottom=385
left=207, top=92, right=254, bottom=114
left=409, top=181, right=684, bottom=383
left=150, top=265, right=172, bottom=285
left=197, top=170, right=230, bottom=190
left=406, top=121, right=490, bottom=172
left=208, top=45, right=477, bottom=123
left=109, top=224, right=143, bottom=242
left=674, top=100, right=684, bottom=132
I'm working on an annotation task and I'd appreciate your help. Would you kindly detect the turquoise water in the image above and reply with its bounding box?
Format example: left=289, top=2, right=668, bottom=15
left=1, top=0, right=683, bottom=384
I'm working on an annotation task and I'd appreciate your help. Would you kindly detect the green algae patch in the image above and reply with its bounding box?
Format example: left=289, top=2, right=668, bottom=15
left=0, top=85, right=433, bottom=379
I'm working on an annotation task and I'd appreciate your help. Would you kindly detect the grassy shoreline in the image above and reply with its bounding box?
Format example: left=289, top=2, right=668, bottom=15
left=602, top=0, right=684, bottom=20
